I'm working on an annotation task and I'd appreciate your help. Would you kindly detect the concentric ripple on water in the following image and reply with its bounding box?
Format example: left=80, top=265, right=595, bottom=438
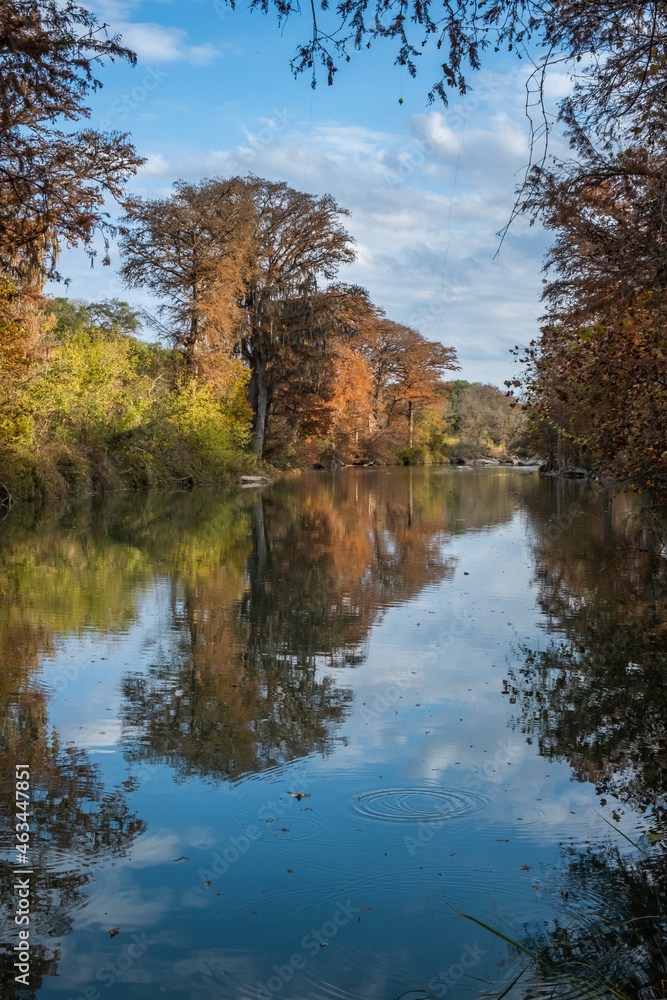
left=353, top=786, right=486, bottom=823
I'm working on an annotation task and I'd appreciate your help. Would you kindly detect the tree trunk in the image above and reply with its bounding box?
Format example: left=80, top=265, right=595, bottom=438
left=183, top=285, right=199, bottom=369
left=249, top=351, right=268, bottom=458
left=184, top=316, right=197, bottom=369
left=408, top=400, right=414, bottom=448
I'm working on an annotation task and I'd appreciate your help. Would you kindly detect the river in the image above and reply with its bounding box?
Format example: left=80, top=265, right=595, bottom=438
left=1, top=467, right=665, bottom=1000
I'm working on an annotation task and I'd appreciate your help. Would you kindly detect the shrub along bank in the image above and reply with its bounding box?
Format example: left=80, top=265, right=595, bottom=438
left=0, top=288, right=255, bottom=502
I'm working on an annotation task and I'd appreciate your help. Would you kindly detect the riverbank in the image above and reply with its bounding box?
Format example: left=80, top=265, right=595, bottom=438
left=0, top=450, right=538, bottom=507
left=0, top=435, right=259, bottom=505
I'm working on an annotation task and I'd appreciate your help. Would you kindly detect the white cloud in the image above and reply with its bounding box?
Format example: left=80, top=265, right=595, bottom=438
left=115, top=21, right=219, bottom=64
left=75, top=718, right=124, bottom=747
left=140, top=151, right=173, bottom=175
left=123, top=831, right=182, bottom=867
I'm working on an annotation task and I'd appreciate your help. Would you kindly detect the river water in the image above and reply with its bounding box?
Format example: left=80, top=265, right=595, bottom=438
left=1, top=468, right=665, bottom=1000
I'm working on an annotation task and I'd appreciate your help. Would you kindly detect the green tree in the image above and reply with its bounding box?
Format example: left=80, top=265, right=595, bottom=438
left=47, top=297, right=142, bottom=340
left=87, top=297, right=142, bottom=335
left=444, top=380, right=469, bottom=435
left=0, top=279, right=35, bottom=449
left=47, top=297, right=91, bottom=340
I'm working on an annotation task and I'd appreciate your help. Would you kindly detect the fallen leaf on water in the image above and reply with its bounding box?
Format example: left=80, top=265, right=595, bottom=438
left=521, top=865, right=532, bottom=871
left=496, top=839, right=509, bottom=842
left=360, top=906, right=373, bottom=912
left=319, top=943, right=328, bottom=948
left=274, top=834, right=281, bottom=839
left=204, top=879, right=212, bottom=886
left=287, top=869, right=294, bottom=873
left=108, top=928, right=120, bottom=938
left=288, top=792, right=310, bottom=801
left=172, top=856, right=190, bottom=862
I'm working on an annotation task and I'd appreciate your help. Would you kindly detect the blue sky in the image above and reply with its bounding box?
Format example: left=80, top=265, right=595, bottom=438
left=50, top=0, right=573, bottom=386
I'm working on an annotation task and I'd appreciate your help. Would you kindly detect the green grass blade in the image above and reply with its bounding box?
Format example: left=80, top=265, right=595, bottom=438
left=495, top=965, right=528, bottom=999
left=458, top=911, right=538, bottom=960
left=593, top=810, right=641, bottom=850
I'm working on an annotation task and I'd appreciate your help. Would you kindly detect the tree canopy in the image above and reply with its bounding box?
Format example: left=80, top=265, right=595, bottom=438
left=234, top=1, right=665, bottom=138
left=118, top=177, right=253, bottom=365
left=0, top=0, right=143, bottom=285
left=118, top=174, right=370, bottom=458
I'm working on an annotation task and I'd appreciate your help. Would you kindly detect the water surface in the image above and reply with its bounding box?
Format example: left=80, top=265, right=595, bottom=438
left=1, top=468, right=665, bottom=1000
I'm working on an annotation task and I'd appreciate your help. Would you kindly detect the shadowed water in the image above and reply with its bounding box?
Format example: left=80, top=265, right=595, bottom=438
left=0, top=468, right=665, bottom=1000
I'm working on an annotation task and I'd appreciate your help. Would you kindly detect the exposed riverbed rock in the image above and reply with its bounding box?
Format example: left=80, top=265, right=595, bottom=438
left=539, top=465, right=591, bottom=479
left=239, top=475, right=271, bottom=487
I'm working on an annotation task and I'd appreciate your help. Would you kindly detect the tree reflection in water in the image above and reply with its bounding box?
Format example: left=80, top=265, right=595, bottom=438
left=494, top=841, right=667, bottom=1000
left=120, top=471, right=459, bottom=782
left=500, top=483, right=667, bottom=1000
left=0, top=718, right=145, bottom=998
